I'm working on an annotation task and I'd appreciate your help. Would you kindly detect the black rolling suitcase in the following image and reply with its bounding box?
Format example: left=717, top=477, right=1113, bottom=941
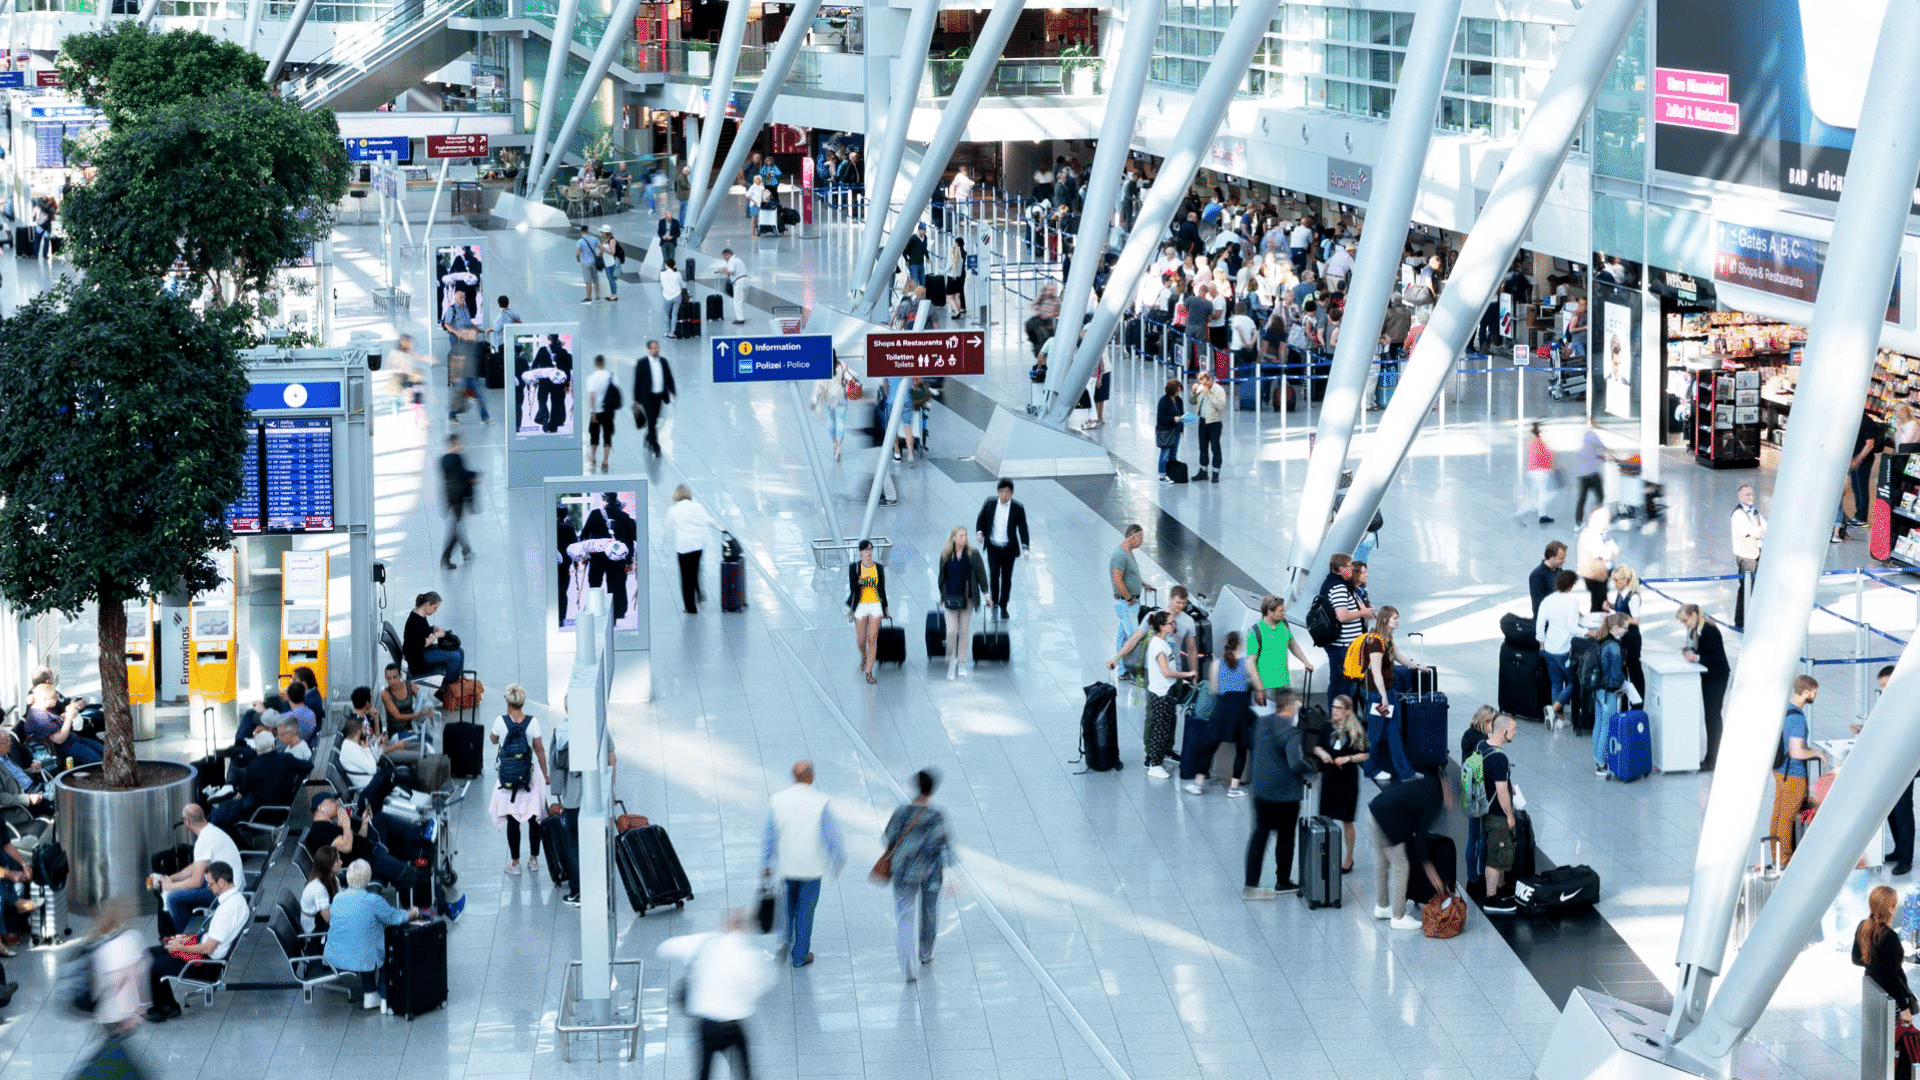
left=1074, top=682, right=1122, bottom=772
left=706, top=293, right=725, bottom=322
left=383, top=919, right=448, bottom=1019
left=971, top=612, right=1010, bottom=663
left=875, top=618, right=907, bottom=666
left=1298, top=815, right=1343, bottom=908
left=674, top=291, right=702, bottom=338
left=1510, top=809, right=1538, bottom=881
left=615, top=823, right=693, bottom=914
left=1498, top=642, right=1550, bottom=722
left=1568, top=636, right=1599, bottom=734
left=443, top=721, right=484, bottom=779
left=719, top=531, right=747, bottom=612
left=925, top=611, right=946, bottom=657
left=482, top=343, right=506, bottom=390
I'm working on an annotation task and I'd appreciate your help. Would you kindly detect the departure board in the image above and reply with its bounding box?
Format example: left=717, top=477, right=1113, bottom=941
left=226, top=431, right=262, bottom=535
left=263, top=419, right=334, bottom=532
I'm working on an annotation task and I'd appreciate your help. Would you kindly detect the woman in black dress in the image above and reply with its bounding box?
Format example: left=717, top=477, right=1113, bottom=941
left=1313, top=695, right=1367, bottom=873
left=1855, top=884, right=1916, bottom=1074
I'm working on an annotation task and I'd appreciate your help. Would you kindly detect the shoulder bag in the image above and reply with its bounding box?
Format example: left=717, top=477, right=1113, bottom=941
left=870, top=807, right=926, bottom=885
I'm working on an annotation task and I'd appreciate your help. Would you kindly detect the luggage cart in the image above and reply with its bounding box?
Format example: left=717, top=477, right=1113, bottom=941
left=1608, top=455, right=1667, bottom=532
left=771, top=304, right=806, bottom=334
left=1544, top=341, right=1587, bottom=400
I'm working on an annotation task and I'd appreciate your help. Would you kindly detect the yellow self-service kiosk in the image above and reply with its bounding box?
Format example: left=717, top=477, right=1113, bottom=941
left=280, top=551, right=329, bottom=702
left=188, top=550, right=238, bottom=742
left=126, top=598, right=157, bottom=741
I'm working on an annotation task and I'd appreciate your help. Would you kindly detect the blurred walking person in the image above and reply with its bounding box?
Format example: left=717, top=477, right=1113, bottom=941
left=879, top=770, right=955, bottom=982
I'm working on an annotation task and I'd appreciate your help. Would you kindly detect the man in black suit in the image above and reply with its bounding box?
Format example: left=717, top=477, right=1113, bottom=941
left=974, top=479, right=1030, bottom=619
left=633, top=339, right=678, bottom=458
left=658, top=211, right=682, bottom=266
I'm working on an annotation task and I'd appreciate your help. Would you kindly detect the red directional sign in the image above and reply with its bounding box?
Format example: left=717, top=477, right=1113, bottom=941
left=426, top=133, right=489, bottom=159
left=34, top=70, right=59, bottom=87
left=865, top=330, right=986, bottom=378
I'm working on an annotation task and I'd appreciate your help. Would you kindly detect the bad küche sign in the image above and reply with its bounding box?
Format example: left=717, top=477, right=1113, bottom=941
left=865, top=331, right=986, bottom=377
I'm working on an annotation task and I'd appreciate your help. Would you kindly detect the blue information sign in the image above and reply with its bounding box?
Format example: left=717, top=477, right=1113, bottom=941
left=345, top=136, right=411, bottom=162
left=711, top=335, right=835, bottom=383
left=245, top=381, right=344, bottom=411
left=0, top=72, right=23, bottom=89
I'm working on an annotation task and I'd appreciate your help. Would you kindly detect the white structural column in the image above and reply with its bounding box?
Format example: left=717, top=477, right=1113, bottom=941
left=848, top=0, right=940, bottom=296
left=530, top=0, right=648, bottom=202
left=1035, top=0, right=1164, bottom=423
left=1666, top=0, right=1920, bottom=1048
left=1309, top=0, right=1643, bottom=575
left=1041, top=0, right=1284, bottom=409
left=242, top=0, right=264, bottom=56
left=849, top=0, right=1025, bottom=317
left=264, top=0, right=319, bottom=84
left=135, top=0, right=159, bottom=27
left=682, top=0, right=753, bottom=227
left=524, top=0, right=581, bottom=197
left=688, top=0, right=830, bottom=244
left=1279, top=0, right=1463, bottom=600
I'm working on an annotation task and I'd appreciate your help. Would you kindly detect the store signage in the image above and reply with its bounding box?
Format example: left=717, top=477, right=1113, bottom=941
left=345, top=136, right=410, bottom=162
left=1653, top=268, right=1713, bottom=305
left=711, top=334, right=834, bottom=383
left=1513, top=344, right=1529, bottom=368
left=0, top=72, right=23, bottom=89
left=1711, top=221, right=1902, bottom=322
left=865, top=331, right=986, bottom=377
left=425, top=133, right=488, bottom=159
left=1326, top=158, right=1373, bottom=203
left=34, top=69, right=59, bottom=87
left=801, top=154, right=813, bottom=227
left=1653, top=66, right=1740, bottom=134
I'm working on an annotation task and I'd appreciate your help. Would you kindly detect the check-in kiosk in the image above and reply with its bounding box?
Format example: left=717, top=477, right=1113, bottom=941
left=188, top=550, right=239, bottom=742
left=280, top=551, right=329, bottom=699
left=126, top=598, right=157, bottom=741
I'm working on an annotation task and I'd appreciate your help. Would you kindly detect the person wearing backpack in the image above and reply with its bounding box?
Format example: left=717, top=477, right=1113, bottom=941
left=1770, top=676, right=1830, bottom=867
left=585, top=354, right=621, bottom=473
left=489, top=684, right=551, bottom=877
left=1586, top=615, right=1631, bottom=775
left=1313, top=554, right=1372, bottom=712
left=1247, top=595, right=1317, bottom=719
left=1466, top=715, right=1522, bottom=914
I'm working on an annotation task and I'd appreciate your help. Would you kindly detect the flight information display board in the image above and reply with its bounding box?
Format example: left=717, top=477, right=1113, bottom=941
left=225, top=419, right=335, bottom=534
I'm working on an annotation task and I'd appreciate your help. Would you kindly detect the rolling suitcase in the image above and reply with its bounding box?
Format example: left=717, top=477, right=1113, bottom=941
left=1732, top=837, right=1781, bottom=948
left=674, top=292, right=702, bottom=338
left=875, top=618, right=907, bottom=666
left=719, top=531, right=747, bottom=612
left=542, top=814, right=573, bottom=886
left=1297, top=815, right=1343, bottom=909
left=1510, top=809, right=1538, bottom=881
left=1397, top=656, right=1450, bottom=768
left=780, top=205, right=800, bottom=227
left=383, top=919, right=448, bottom=1019
left=443, top=721, right=484, bottom=779
left=925, top=611, right=946, bottom=658
left=1498, top=642, right=1551, bottom=722
left=971, top=613, right=1010, bottom=663
left=482, top=343, right=506, bottom=390
left=1499, top=613, right=1539, bottom=648
left=615, top=823, right=693, bottom=914
left=1405, top=834, right=1458, bottom=906
left=1604, top=707, right=1653, bottom=782
left=28, top=880, right=68, bottom=946
left=1075, top=682, right=1123, bottom=772
left=706, top=293, right=725, bottom=322
left=1568, top=636, right=1599, bottom=734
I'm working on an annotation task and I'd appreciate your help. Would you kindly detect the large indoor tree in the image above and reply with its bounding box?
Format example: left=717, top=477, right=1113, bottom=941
left=56, top=22, right=266, bottom=128
left=0, top=278, right=251, bottom=789
left=61, top=87, right=349, bottom=306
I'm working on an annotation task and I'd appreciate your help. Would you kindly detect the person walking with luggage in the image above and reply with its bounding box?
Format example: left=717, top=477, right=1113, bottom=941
left=1155, top=379, right=1185, bottom=483
left=1190, top=372, right=1226, bottom=483
left=1469, top=715, right=1522, bottom=914
left=1678, top=604, right=1730, bottom=770
left=1314, top=695, right=1366, bottom=872
left=598, top=225, right=625, bottom=301
left=489, top=685, right=551, bottom=878
left=660, top=260, right=685, bottom=332
left=1607, top=566, right=1646, bottom=698
left=1367, top=757, right=1454, bottom=930
left=575, top=225, right=602, bottom=304
left=1537, top=571, right=1583, bottom=726
left=880, top=769, right=955, bottom=981
left=1109, top=524, right=1145, bottom=652
left=667, top=485, right=723, bottom=616
left=848, top=541, right=890, bottom=684
left=1242, top=689, right=1316, bottom=899
left=1731, top=483, right=1766, bottom=629
left=633, top=339, right=678, bottom=459
left=1854, top=885, right=1917, bottom=1073
left=762, top=761, right=847, bottom=968
left=657, top=910, right=774, bottom=1079
left=717, top=249, right=749, bottom=324
left=443, top=298, right=489, bottom=425
left=1587, top=614, right=1630, bottom=776
left=812, top=360, right=856, bottom=463
left=1571, top=419, right=1610, bottom=524
left=933, top=527, right=990, bottom=681
left=974, top=480, right=1030, bottom=619
left=1188, top=631, right=1261, bottom=797
left=440, top=434, right=477, bottom=571
left=1770, top=676, right=1829, bottom=867
left=1518, top=422, right=1556, bottom=524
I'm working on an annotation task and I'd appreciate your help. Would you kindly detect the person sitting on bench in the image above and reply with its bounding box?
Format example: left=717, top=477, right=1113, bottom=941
left=144, top=860, right=248, bottom=1023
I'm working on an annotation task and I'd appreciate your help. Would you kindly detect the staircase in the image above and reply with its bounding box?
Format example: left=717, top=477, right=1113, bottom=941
left=284, top=0, right=471, bottom=111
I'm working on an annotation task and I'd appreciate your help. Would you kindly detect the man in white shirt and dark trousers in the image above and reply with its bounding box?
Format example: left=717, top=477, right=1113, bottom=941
left=585, top=355, right=618, bottom=473
left=1730, top=483, right=1766, bottom=630
left=761, top=760, right=846, bottom=969
left=144, top=860, right=248, bottom=1022
left=717, top=249, right=749, bottom=324
left=1536, top=570, right=1585, bottom=725
left=974, top=479, right=1030, bottom=619
left=656, top=910, right=774, bottom=1080
left=633, top=340, right=677, bottom=458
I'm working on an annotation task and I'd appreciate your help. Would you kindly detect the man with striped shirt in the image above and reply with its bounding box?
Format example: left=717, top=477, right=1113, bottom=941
left=1319, top=554, right=1373, bottom=710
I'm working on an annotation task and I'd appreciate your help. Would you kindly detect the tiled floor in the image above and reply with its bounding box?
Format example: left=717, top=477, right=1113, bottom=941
left=1, top=192, right=1912, bottom=1080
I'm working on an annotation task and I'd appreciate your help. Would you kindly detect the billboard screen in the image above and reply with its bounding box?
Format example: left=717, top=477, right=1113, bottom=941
left=1653, top=0, right=1917, bottom=204
left=555, top=490, right=640, bottom=633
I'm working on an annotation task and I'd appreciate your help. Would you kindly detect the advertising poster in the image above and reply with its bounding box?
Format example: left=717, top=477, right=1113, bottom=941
left=1653, top=0, right=1919, bottom=205
left=435, top=244, right=483, bottom=327
left=555, top=490, right=640, bottom=632
left=514, top=332, right=575, bottom=435
left=1604, top=301, right=1634, bottom=420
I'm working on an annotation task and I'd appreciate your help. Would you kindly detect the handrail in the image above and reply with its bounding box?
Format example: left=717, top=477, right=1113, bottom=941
left=283, top=0, right=470, bottom=107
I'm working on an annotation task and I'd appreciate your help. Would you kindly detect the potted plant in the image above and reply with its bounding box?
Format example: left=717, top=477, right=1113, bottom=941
left=1059, top=44, right=1098, bottom=96
left=936, top=43, right=972, bottom=98
left=686, top=39, right=713, bottom=78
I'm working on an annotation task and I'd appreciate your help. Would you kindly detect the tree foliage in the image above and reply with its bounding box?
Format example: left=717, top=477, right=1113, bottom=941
left=0, top=278, right=252, bottom=787
left=57, top=23, right=266, bottom=128
left=62, top=89, right=349, bottom=303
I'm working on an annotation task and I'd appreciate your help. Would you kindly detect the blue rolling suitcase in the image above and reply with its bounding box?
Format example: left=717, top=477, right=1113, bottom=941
left=1605, top=708, right=1652, bottom=782
left=1394, top=649, right=1449, bottom=766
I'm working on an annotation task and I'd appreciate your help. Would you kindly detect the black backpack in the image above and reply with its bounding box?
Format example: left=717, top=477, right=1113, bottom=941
left=602, top=380, right=623, bottom=412
left=497, top=716, right=533, bottom=792
left=1306, top=593, right=1340, bottom=647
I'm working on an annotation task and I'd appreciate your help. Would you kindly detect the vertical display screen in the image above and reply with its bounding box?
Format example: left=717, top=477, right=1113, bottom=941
left=227, top=432, right=261, bottom=535
left=264, top=419, right=334, bottom=533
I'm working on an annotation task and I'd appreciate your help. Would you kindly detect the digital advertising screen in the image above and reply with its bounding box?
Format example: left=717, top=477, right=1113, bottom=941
left=1653, top=0, right=1920, bottom=204
left=435, top=244, right=483, bottom=343
left=554, top=490, right=640, bottom=633
left=515, top=332, right=575, bottom=436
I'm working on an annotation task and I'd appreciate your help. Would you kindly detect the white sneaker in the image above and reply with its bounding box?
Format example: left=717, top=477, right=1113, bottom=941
left=1390, top=915, right=1422, bottom=931
left=505, top=861, right=522, bottom=876
left=1373, top=905, right=1393, bottom=920
left=1241, top=886, right=1276, bottom=901
left=946, top=663, right=957, bottom=681
left=1146, top=764, right=1171, bottom=780
left=1183, top=782, right=1204, bottom=796
left=363, top=991, right=381, bottom=1009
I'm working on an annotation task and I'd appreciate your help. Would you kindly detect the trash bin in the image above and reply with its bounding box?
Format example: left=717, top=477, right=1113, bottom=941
left=133, top=702, right=156, bottom=742
left=451, top=181, right=483, bottom=217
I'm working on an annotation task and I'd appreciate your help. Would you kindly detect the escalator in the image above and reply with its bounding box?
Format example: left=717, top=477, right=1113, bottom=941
left=283, top=0, right=473, bottom=112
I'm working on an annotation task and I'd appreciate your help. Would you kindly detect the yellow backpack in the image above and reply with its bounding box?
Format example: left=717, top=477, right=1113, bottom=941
left=1343, top=633, right=1375, bottom=679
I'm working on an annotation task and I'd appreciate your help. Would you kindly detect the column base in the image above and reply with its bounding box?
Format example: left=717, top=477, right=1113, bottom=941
left=974, top=408, right=1115, bottom=478
left=1539, top=989, right=1780, bottom=1080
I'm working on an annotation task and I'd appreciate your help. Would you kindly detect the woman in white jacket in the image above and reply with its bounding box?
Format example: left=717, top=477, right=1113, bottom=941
left=667, top=484, right=723, bottom=614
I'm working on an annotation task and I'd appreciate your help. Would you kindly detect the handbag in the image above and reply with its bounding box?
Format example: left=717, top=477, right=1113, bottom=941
left=166, top=935, right=204, bottom=963
left=845, top=374, right=863, bottom=401
left=870, top=806, right=926, bottom=885
left=1155, top=427, right=1179, bottom=450
left=1165, top=679, right=1199, bottom=707
left=1421, top=892, right=1466, bottom=939
left=755, top=881, right=778, bottom=935
left=1897, top=1020, right=1920, bottom=1062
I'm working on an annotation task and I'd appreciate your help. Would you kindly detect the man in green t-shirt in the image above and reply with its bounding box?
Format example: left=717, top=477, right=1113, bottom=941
left=1109, top=524, right=1145, bottom=651
left=1247, top=594, right=1317, bottom=708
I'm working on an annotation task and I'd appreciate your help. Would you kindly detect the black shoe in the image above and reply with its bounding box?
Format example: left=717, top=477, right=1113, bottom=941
left=145, top=1004, right=181, bottom=1024
left=1165, top=751, right=1181, bottom=763
left=1896, top=863, right=1913, bottom=876
left=1483, top=895, right=1518, bottom=915
left=1849, top=518, right=1868, bottom=527
left=1538, top=516, right=1555, bottom=524
left=1210, top=471, right=1220, bottom=483
left=441, top=560, right=457, bottom=571
left=0, top=981, right=16, bottom=1008
left=1273, top=881, right=1300, bottom=895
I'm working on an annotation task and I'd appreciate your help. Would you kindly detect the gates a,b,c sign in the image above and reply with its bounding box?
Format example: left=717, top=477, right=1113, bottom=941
left=711, top=334, right=835, bottom=383
left=865, top=331, right=986, bottom=378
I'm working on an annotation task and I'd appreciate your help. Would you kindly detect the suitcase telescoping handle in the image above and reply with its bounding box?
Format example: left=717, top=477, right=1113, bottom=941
left=1758, top=835, right=1782, bottom=874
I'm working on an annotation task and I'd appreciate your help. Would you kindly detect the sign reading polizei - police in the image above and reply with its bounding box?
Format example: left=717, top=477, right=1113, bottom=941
left=865, top=331, right=986, bottom=378
left=711, top=335, right=835, bottom=383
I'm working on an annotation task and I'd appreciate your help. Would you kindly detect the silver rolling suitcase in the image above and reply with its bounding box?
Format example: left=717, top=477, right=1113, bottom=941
left=1732, top=836, right=1781, bottom=949
left=1298, top=815, right=1343, bottom=909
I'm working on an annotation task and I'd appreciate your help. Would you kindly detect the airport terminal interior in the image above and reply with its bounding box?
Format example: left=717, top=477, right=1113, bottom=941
left=3, top=0, right=1920, bottom=1078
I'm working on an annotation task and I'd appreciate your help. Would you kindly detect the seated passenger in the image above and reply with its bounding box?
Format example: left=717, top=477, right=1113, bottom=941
left=380, top=664, right=434, bottom=739
left=0, top=729, right=52, bottom=838
left=283, top=680, right=319, bottom=744
left=0, top=840, right=36, bottom=954
left=147, top=804, right=245, bottom=938
left=21, top=682, right=102, bottom=768
left=144, top=860, right=249, bottom=1023
left=292, top=666, right=327, bottom=727
left=303, top=792, right=428, bottom=892
left=323, top=859, right=417, bottom=1010
left=404, top=591, right=465, bottom=684
left=300, top=845, right=340, bottom=945
left=209, top=721, right=311, bottom=830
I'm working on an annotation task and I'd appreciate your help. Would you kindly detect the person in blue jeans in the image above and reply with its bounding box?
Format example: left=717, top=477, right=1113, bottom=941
left=1357, top=606, right=1416, bottom=780
left=1536, top=569, right=1584, bottom=726
left=1589, top=615, right=1630, bottom=774
left=762, top=761, right=846, bottom=968
left=1109, top=525, right=1146, bottom=652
